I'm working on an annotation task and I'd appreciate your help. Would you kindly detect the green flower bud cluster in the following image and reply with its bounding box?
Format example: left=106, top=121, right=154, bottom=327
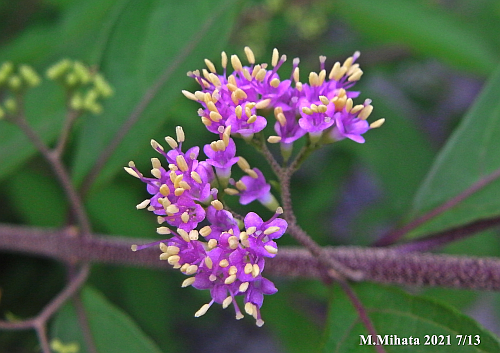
left=0, top=62, right=41, bottom=119
left=47, top=59, right=113, bottom=115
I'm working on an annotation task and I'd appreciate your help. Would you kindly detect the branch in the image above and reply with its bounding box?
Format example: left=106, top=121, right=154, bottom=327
left=2, top=223, right=500, bottom=291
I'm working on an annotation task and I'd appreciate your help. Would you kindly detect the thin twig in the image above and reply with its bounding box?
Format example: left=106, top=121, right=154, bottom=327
left=11, top=110, right=91, bottom=236
left=375, top=166, right=500, bottom=246
left=73, top=293, right=98, bottom=353
left=53, top=107, right=81, bottom=158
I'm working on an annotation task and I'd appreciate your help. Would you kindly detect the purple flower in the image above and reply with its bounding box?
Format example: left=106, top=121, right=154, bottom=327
left=236, top=168, right=272, bottom=205
left=203, top=137, right=239, bottom=179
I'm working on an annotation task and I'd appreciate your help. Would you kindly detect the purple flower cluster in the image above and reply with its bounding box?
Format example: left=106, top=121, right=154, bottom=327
left=183, top=47, right=384, bottom=147
left=127, top=127, right=287, bottom=326
left=129, top=47, right=383, bottom=326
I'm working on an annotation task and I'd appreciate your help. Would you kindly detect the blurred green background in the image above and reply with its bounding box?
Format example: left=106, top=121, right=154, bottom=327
left=1, top=0, right=500, bottom=352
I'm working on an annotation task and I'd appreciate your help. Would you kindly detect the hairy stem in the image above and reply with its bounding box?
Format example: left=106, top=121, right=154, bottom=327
left=3, top=224, right=499, bottom=291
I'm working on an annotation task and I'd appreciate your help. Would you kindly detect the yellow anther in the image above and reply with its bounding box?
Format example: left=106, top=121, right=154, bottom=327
left=157, top=226, right=171, bottom=235
left=174, top=187, right=185, bottom=196
left=343, top=55, right=354, bottom=69
left=245, top=302, right=255, bottom=316
left=206, top=100, right=218, bottom=112
left=247, top=115, right=257, bottom=124
left=358, top=105, right=373, bottom=120
left=246, top=226, right=256, bottom=235
left=228, top=265, right=237, bottom=275
left=166, top=204, right=179, bottom=214
left=131, top=244, right=138, bottom=251
left=177, top=228, right=190, bottom=242
left=302, top=107, right=313, bottom=115
left=221, top=51, right=227, bottom=69
left=345, top=98, right=353, bottom=112
left=244, top=263, right=253, bottom=274
left=224, top=188, right=239, bottom=195
left=318, top=69, right=326, bottom=85
left=157, top=216, right=165, bottom=224
left=271, top=48, right=279, bottom=67
left=182, top=277, right=196, bottom=287
left=201, top=116, right=212, bottom=126
left=176, top=155, right=188, bottom=172
left=251, top=64, right=261, bottom=77
left=191, top=171, right=202, bottom=184
left=265, top=245, right=278, bottom=255
left=308, top=72, right=319, bottom=86
left=310, top=104, right=318, bottom=113
left=270, top=78, right=280, bottom=88
left=255, top=98, right=271, bottom=109
left=208, top=238, right=218, bottom=249
left=370, top=118, right=385, bottom=129
left=244, top=46, right=255, bottom=64
left=264, top=226, right=280, bottom=235
left=208, top=73, right=221, bottom=87
left=204, top=256, right=213, bottom=269
left=186, top=265, right=198, bottom=275
left=173, top=174, right=183, bottom=187
left=200, top=225, right=212, bottom=237
left=219, top=259, right=229, bottom=267
left=267, top=136, right=282, bottom=143
left=168, top=255, right=180, bottom=266
left=252, top=264, right=260, bottom=277
left=346, top=63, right=360, bottom=76
left=239, top=282, right=249, bottom=293
left=237, top=156, right=250, bottom=170
left=136, top=199, right=150, bottom=209
left=227, top=83, right=238, bottom=92
left=225, top=274, right=237, bottom=285
left=215, top=139, right=226, bottom=151
left=333, top=96, right=347, bottom=111
left=235, top=105, right=243, bottom=119
left=176, top=126, right=185, bottom=142
left=182, top=90, right=197, bottom=101
left=204, top=58, right=216, bottom=73
left=242, top=68, right=252, bottom=81
left=255, top=68, right=267, bottom=81
left=293, top=66, right=300, bottom=82
left=318, top=104, right=328, bottom=113
left=165, top=136, right=178, bottom=149
left=211, top=199, right=224, bottom=210
left=151, top=168, right=162, bottom=179
left=236, top=180, right=247, bottom=191
left=231, top=54, right=243, bottom=71
left=228, top=236, right=239, bottom=249
left=159, top=253, right=170, bottom=260
left=348, top=69, right=363, bottom=82
left=319, top=96, right=329, bottom=105
left=194, top=303, right=211, bottom=317
left=350, top=104, right=364, bottom=114
left=212, top=89, right=220, bottom=102
left=159, top=184, right=170, bottom=197
left=189, top=230, right=199, bottom=240
left=124, top=166, right=140, bottom=178
left=245, top=168, right=258, bottom=179
left=202, top=69, right=211, bottom=81
left=181, top=212, right=190, bottom=223
left=151, top=139, right=164, bottom=152
left=222, top=296, right=233, bottom=309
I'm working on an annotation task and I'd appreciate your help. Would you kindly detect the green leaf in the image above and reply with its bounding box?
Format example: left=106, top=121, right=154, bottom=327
left=51, top=285, right=163, bottom=353
left=409, top=64, right=500, bottom=237
left=71, top=0, right=241, bottom=190
left=336, top=0, right=498, bottom=75
left=322, top=282, right=500, bottom=352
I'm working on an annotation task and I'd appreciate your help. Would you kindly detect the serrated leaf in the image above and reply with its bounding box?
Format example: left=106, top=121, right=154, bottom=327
left=409, top=64, right=500, bottom=237
left=322, top=282, right=500, bottom=352
left=71, top=0, right=241, bottom=191
left=336, top=0, right=498, bottom=75
left=51, top=285, right=163, bottom=353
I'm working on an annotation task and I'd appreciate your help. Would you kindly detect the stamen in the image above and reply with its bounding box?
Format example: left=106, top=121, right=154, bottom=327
left=165, top=136, right=178, bottom=149
left=245, top=168, right=258, bottom=179
left=370, top=118, right=385, bottom=129
left=136, top=199, right=150, bottom=209
left=219, top=259, right=229, bottom=267
left=211, top=199, right=224, bottom=210
left=225, top=274, right=237, bottom=284
left=181, top=212, right=190, bottom=223
left=221, top=51, right=227, bottom=69
left=151, top=168, right=161, bottom=179
left=255, top=99, right=271, bottom=109
left=265, top=245, right=278, bottom=255
left=179, top=180, right=191, bottom=190
left=247, top=115, right=257, bottom=124
left=124, top=166, right=140, bottom=178
left=176, top=155, right=188, bottom=172
left=194, top=303, right=211, bottom=317
left=189, top=230, right=199, bottom=240
left=271, top=48, right=279, bottom=67
left=182, top=277, right=195, bottom=287
left=358, top=105, right=373, bottom=120
left=181, top=90, right=197, bottom=101
left=150, top=139, right=164, bottom=152
left=244, top=46, right=255, bottom=64
left=264, top=226, right=280, bottom=235
left=157, top=227, right=171, bottom=235
left=348, top=69, right=363, bottom=82
left=224, top=188, right=239, bottom=195
left=244, top=263, right=253, bottom=274
left=236, top=180, right=247, bottom=191
left=270, top=78, right=280, bottom=88
left=174, top=188, right=185, bottom=196
left=175, top=126, right=185, bottom=142
left=191, top=171, right=202, bottom=183
left=255, top=68, right=267, bottom=81
left=205, top=256, right=213, bottom=269
left=246, top=226, right=256, bottom=235
left=239, top=282, right=249, bottom=292
left=208, top=239, right=218, bottom=249
left=231, top=54, right=243, bottom=71
left=222, top=296, right=233, bottom=309
left=252, top=264, right=260, bottom=277
left=204, top=58, right=216, bottom=73
left=267, top=136, right=281, bottom=143
left=177, top=228, right=190, bottom=242
left=208, top=73, right=221, bottom=87
left=200, top=225, right=212, bottom=237
left=166, top=204, right=179, bottom=214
